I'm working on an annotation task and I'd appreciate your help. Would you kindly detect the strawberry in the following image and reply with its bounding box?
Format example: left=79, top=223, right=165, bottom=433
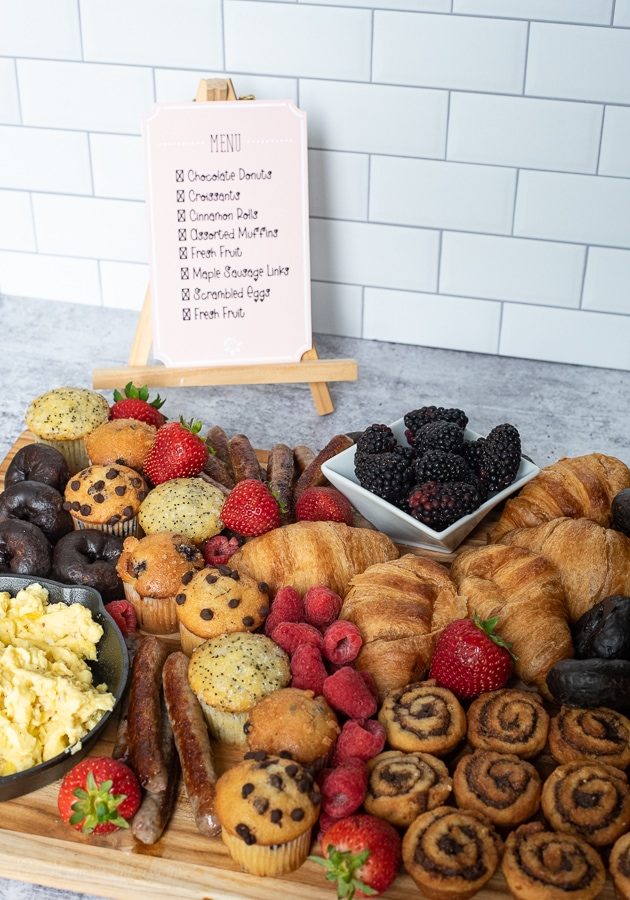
left=143, top=417, right=209, bottom=484
left=58, top=756, right=141, bottom=835
left=104, top=599, right=137, bottom=636
left=429, top=611, right=515, bottom=700
left=203, top=534, right=241, bottom=566
left=110, top=382, right=166, bottom=428
left=220, top=479, right=282, bottom=537
left=310, top=813, right=402, bottom=899
left=295, top=486, right=354, bottom=526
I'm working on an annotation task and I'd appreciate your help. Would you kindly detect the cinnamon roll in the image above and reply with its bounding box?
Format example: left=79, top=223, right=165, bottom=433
left=548, top=706, right=630, bottom=769
left=377, top=681, right=466, bottom=756
left=453, top=749, right=541, bottom=828
left=541, top=761, right=630, bottom=847
left=502, top=822, right=606, bottom=900
left=402, top=805, right=503, bottom=900
left=364, top=750, right=452, bottom=828
left=467, top=688, right=549, bottom=759
left=610, top=832, right=630, bottom=900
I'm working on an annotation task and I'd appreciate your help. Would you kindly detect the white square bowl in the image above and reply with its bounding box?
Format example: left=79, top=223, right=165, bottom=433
left=321, top=417, right=540, bottom=553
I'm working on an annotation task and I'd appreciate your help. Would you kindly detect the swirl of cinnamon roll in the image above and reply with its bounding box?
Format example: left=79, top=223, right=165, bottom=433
left=502, top=822, right=605, bottom=900
left=364, top=750, right=453, bottom=828
left=453, top=749, right=541, bottom=828
left=402, top=805, right=503, bottom=900
left=610, top=832, right=630, bottom=900
left=467, top=689, right=549, bottom=759
left=541, top=761, right=630, bottom=846
left=548, top=706, right=630, bottom=769
left=378, top=681, right=467, bottom=756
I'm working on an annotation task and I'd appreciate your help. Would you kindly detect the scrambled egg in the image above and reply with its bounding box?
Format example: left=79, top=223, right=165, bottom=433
left=0, top=583, right=115, bottom=776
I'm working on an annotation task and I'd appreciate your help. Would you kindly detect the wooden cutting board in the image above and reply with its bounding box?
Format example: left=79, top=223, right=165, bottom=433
left=0, top=432, right=616, bottom=900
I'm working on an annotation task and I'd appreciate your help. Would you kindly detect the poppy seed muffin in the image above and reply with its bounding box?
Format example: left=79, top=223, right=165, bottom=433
left=85, top=418, right=156, bottom=472
left=214, top=751, right=321, bottom=876
left=175, top=564, right=270, bottom=655
left=244, top=688, right=340, bottom=771
left=116, top=531, right=204, bottom=634
left=63, top=464, right=148, bottom=538
left=188, top=632, right=290, bottom=744
left=25, top=387, right=110, bottom=474
left=138, top=477, right=224, bottom=544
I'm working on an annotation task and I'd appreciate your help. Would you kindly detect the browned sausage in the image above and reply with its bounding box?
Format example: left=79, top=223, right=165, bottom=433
left=266, top=443, right=294, bottom=525
left=293, top=445, right=316, bottom=476
left=203, top=452, right=235, bottom=489
left=126, top=636, right=170, bottom=793
left=293, top=434, right=354, bottom=502
left=229, top=433, right=263, bottom=482
left=206, top=425, right=233, bottom=470
left=112, top=632, right=143, bottom=764
left=163, top=652, right=220, bottom=837
left=197, top=470, right=231, bottom=496
left=131, top=701, right=180, bottom=845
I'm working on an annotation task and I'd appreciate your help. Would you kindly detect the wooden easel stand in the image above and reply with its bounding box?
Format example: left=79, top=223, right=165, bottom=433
left=92, top=79, right=357, bottom=415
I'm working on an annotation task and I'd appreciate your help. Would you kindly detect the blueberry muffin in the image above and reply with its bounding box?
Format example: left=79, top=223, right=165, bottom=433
left=63, top=464, right=148, bottom=538
left=116, top=531, right=204, bottom=634
left=214, top=751, right=321, bottom=875
left=187, top=632, right=290, bottom=744
left=26, top=387, right=110, bottom=474
left=138, top=477, right=224, bottom=544
left=175, top=564, right=270, bottom=655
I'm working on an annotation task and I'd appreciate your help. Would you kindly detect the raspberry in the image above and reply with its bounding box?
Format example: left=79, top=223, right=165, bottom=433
left=271, top=621, right=323, bottom=656
left=317, top=810, right=341, bottom=844
left=319, top=759, right=368, bottom=818
left=304, top=585, right=343, bottom=629
left=264, top=585, right=304, bottom=636
left=357, top=669, right=379, bottom=703
left=290, top=643, right=328, bottom=696
left=322, top=620, right=363, bottom=665
left=331, top=719, right=386, bottom=766
left=203, top=534, right=241, bottom=567
left=323, top=666, right=378, bottom=719
left=105, top=600, right=137, bottom=636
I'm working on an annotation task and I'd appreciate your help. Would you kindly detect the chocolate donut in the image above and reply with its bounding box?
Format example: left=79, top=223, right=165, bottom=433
left=0, top=480, right=73, bottom=544
left=0, top=519, right=52, bottom=576
left=5, top=443, right=70, bottom=493
left=52, top=529, right=124, bottom=603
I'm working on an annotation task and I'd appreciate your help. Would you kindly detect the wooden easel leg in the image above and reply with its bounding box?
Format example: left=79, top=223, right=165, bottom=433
left=302, top=345, right=334, bottom=415
left=128, top=286, right=153, bottom=367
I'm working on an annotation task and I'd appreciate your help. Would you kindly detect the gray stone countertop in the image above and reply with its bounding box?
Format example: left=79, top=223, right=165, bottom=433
left=0, top=294, right=629, bottom=900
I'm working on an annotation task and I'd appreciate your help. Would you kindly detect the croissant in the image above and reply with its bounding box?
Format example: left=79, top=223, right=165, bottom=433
left=449, top=544, right=573, bottom=698
left=491, top=453, right=630, bottom=541
left=497, top=517, right=630, bottom=624
left=229, top=520, right=399, bottom=598
left=340, top=555, right=466, bottom=697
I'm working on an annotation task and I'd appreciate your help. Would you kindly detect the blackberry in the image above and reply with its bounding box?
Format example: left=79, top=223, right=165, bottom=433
left=479, top=423, right=522, bottom=492
left=407, top=481, right=483, bottom=531
left=355, top=424, right=398, bottom=457
left=404, top=406, right=468, bottom=446
left=461, top=438, right=486, bottom=476
left=414, top=450, right=473, bottom=485
left=414, top=420, right=465, bottom=457
left=355, top=450, right=415, bottom=506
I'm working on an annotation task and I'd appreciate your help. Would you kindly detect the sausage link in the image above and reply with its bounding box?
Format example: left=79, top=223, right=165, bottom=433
left=131, top=700, right=179, bottom=845
left=293, top=434, right=354, bottom=502
left=203, top=452, right=235, bottom=489
left=229, top=433, right=263, bottom=482
left=163, top=652, right=220, bottom=837
left=126, top=636, right=170, bottom=793
left=266, top=443, right=294, bottom=525
left=206, top=425, right=233, bottom=470
left=293, top=445, right=316, bottom=476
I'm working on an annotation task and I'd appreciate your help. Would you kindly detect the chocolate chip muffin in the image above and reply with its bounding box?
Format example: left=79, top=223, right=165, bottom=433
left=116, top=531, right=204, bottom=634
left=214, top=751, right=321, bottom=876
left=63, top=464, right=148, bottom=538
left=26, top=386, right=110, bottom=474
left=175, top=564, right=270, bottom=655
left=85, top=418, right=156, bottom=472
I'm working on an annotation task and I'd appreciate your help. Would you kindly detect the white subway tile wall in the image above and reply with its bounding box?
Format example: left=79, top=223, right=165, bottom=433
left=0, top=0, right=628, bottom=370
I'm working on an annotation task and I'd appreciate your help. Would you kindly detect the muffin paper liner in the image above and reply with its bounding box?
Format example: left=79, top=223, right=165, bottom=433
left=221, top=827, right=312, bottom=876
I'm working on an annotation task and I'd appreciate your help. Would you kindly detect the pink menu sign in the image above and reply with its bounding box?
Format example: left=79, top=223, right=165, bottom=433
left=143, top=100, right=312, bottom=367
